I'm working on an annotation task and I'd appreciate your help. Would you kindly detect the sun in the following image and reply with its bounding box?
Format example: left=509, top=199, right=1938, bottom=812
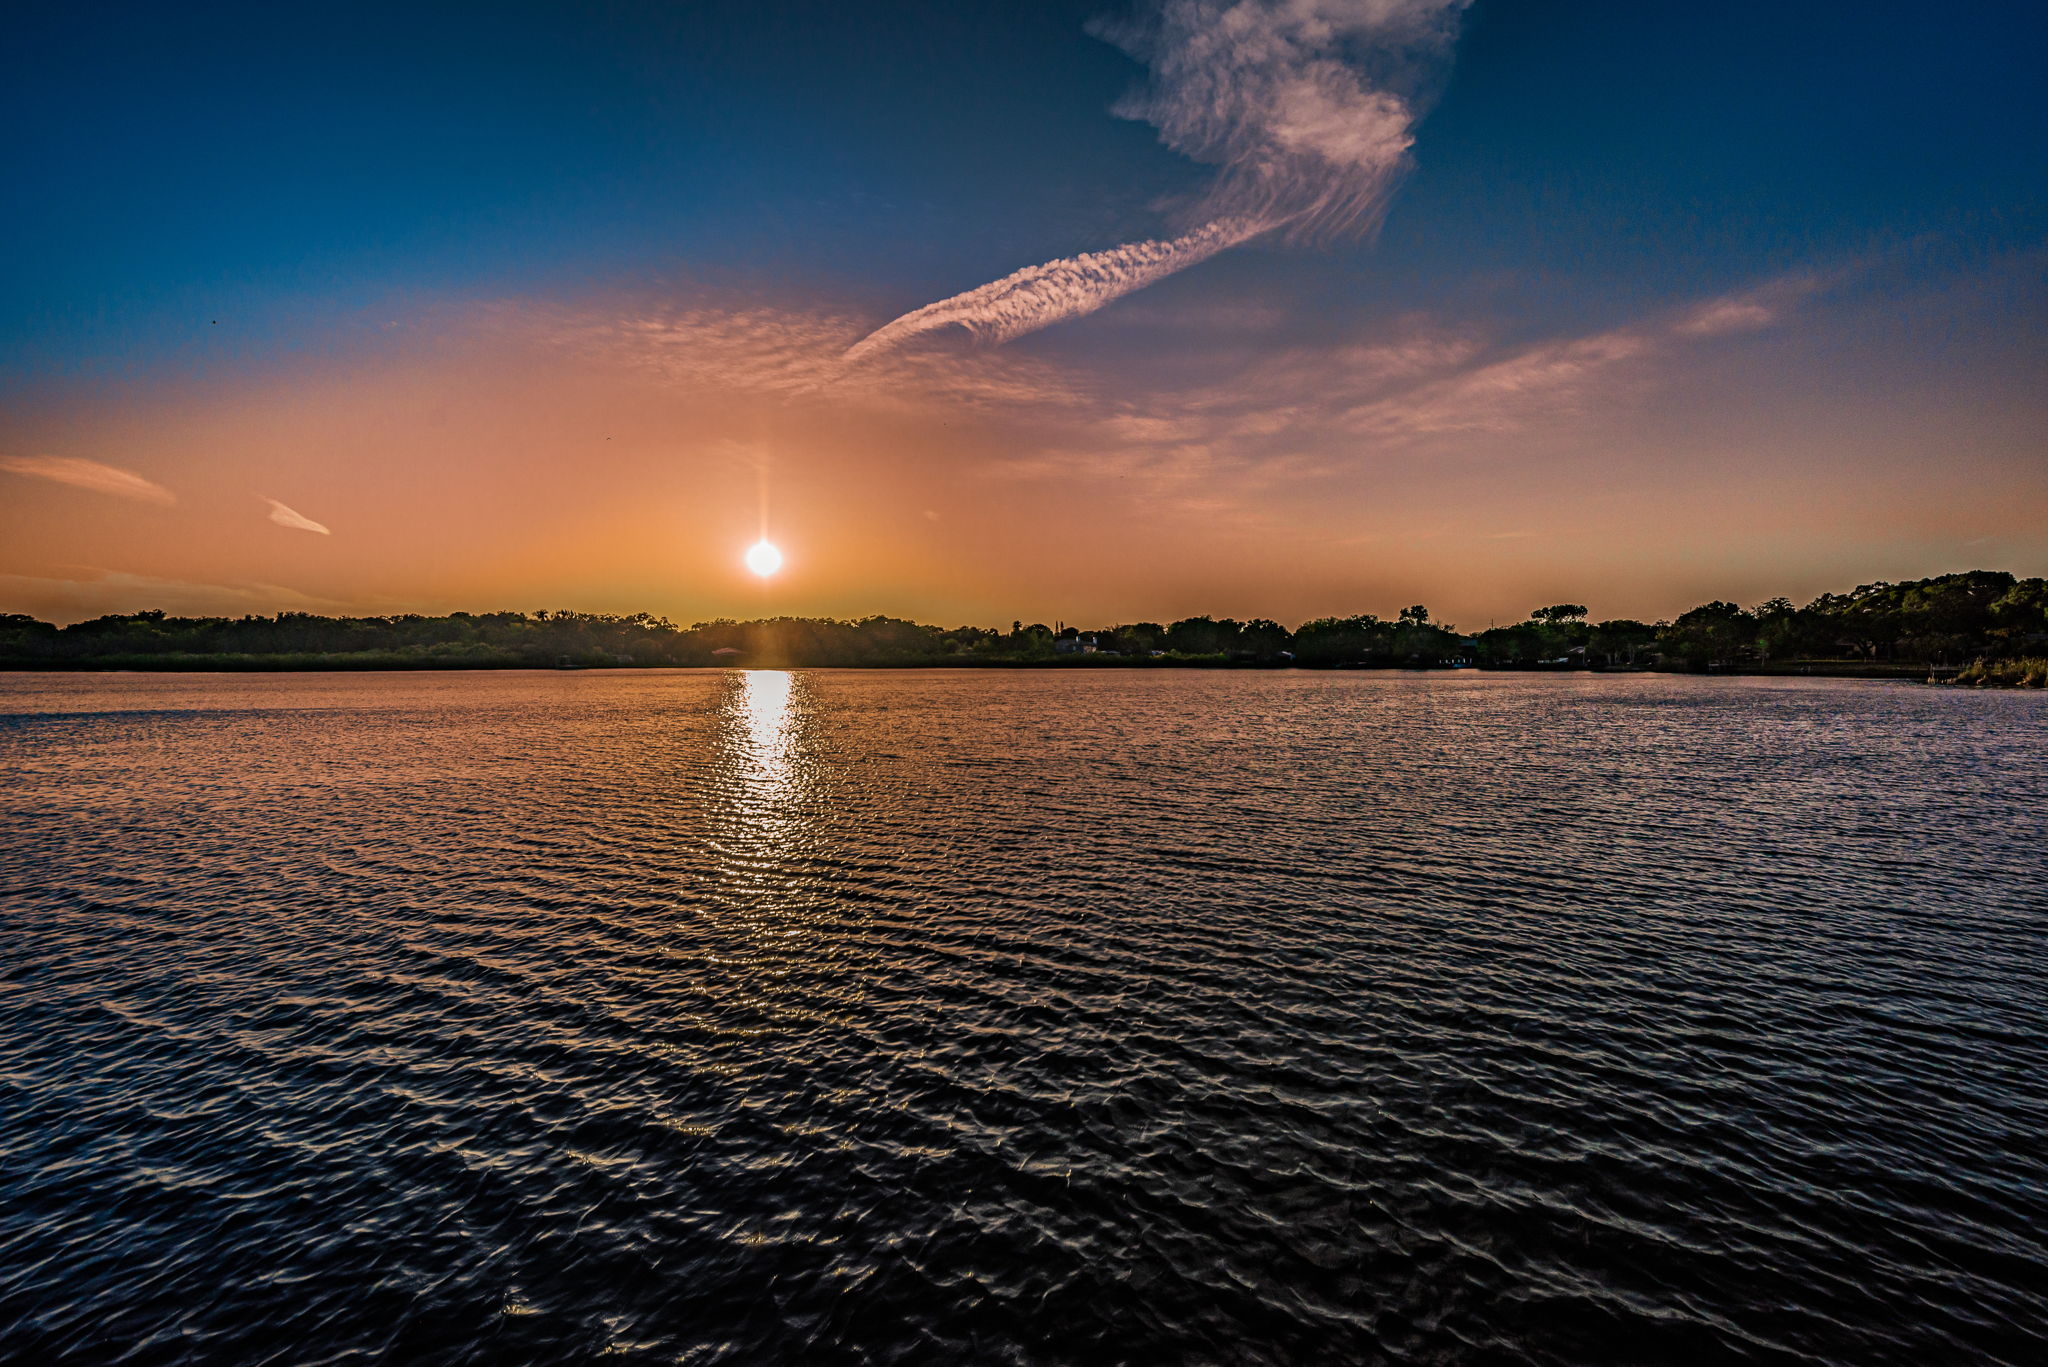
left=744, top=539, right=783, bottom=577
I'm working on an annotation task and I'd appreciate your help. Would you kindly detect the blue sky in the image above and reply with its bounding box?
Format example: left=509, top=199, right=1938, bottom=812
left=8, top=0, right=2039, bottom=374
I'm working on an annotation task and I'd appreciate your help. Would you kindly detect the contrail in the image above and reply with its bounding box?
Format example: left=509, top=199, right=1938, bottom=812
left=848, top=0, right=1468, bottom=360
left=844, top=217, right=1263, bottom=364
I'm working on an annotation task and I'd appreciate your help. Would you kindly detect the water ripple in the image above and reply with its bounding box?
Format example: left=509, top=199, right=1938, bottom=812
left=1, top=669, right=2044, bottom=1364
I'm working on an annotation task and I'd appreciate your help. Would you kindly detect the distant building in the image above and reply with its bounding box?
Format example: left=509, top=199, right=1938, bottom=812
left=1053, top=634, right=1098, bottom=655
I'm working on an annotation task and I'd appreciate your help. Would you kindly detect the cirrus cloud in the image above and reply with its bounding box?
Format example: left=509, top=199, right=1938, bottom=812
left=1, top=455, right=177, bottom=505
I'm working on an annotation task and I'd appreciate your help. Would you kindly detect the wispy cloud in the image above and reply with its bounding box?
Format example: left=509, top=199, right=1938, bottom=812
left=965, top=266, right=1839, bottom=505
left=1334, top=328, right=1654, bottom=440
left=847, top=0, right=1470, bottom=358
left=1671, top=273, right=1825, bottom=337
left=549, top=303, right=864, bottom=396
left=525, top=262, right=1839, bottom=520
left=1, top=455, right=177, bottom=505
left=528, top=296, right=1096, bottom=413
left=264, top=498, right=331, bottom=534
left=1101, top=0, right=1467, bottom=243
left=1175, top=271, right=1831, bottom=452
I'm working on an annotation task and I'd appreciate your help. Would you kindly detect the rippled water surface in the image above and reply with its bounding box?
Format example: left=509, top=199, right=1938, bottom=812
left=2, top=669, right=2045, bottom=1365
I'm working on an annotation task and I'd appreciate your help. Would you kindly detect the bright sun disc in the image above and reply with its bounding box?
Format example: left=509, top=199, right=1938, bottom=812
left=745, top=539, right=783, bottom=577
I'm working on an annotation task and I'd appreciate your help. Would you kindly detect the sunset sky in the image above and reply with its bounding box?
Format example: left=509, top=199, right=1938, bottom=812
left=4, top=0, right=2043, bottom=631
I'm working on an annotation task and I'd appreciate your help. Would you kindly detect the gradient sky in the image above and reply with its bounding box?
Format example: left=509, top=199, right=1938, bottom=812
left=4, top=0, right=2044, bottom=630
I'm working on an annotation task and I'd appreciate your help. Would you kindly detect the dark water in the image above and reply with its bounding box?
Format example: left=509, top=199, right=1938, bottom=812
left=2, top=669, right=2044, bottom=1365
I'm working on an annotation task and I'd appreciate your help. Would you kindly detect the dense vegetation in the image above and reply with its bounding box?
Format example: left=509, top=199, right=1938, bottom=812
left=2, top=571, right=2042, bottom=680
left=1954, top=657, right=2048, bottom=688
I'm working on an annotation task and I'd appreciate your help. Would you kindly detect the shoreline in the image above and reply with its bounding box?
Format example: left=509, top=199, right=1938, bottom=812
left=0, top=659, right=2014, bottom=684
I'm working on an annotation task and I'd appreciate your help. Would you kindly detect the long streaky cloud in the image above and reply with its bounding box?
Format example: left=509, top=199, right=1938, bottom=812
left=1, top=455, right=178, bottom=505
left=845, top=218, right=1262, bottom=363
left=848, top=0, right=1468, bottom=359
left=264, top=498, right=331, bottom=535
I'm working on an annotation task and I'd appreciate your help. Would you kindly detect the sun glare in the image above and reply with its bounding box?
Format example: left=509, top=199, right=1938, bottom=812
left=745, top=539, right=784, bottom=577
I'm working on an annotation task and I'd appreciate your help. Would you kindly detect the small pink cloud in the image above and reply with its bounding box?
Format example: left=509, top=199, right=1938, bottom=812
left=264, top=498, right=331, bottom=535
left=1672, top=298, right=1780, bottom=337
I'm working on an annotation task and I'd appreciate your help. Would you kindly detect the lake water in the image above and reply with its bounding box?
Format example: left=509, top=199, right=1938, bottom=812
left=2, top=669, right=2044, bottom=1365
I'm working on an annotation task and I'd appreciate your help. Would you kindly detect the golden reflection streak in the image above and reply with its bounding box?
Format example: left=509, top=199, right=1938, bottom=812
left=685, top=668, right=844, bottom=1088
left=707, top=668, right=815, bottom=916
left=739, top=668, right=795, bottom=788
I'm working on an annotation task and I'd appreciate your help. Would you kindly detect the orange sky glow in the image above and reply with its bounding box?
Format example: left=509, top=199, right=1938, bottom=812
left=4, top=247, right=2043, bottom=632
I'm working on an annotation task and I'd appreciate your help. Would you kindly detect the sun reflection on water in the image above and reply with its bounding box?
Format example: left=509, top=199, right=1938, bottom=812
left=703, top=670, right=832, bottom=997
left=711, top=668, right=814, bottom=860
left=738, top=669, right=796, bottom=792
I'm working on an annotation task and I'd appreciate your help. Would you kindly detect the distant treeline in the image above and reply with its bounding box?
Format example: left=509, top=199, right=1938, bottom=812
left=2, top=570, right=2043, bottom=679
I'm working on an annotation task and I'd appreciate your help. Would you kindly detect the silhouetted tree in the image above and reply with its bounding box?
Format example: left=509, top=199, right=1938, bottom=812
left=1662, top=601, right=1754, bottom=667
